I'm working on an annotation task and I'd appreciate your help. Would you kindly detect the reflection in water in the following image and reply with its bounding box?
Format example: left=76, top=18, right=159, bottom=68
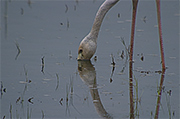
left=129, top=69, right=134, bottom=119
left=154, top=69, right=166, bottom=119
left=14, top=65, right=33, bottom=118
left=65, top=76, right=81, bottom=116
left=41, top=56, right=45, bottom=74
left=78, top=61, right=112, bottom=119
left=4, top=0, right=8, bottom=40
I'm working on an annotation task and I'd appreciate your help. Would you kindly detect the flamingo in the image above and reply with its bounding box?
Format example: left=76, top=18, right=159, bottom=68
left=77, top=0, right=119, bottom=60
left=77, top=0, right=165, bottom=118
left=77, top=0, right=165, bottom=71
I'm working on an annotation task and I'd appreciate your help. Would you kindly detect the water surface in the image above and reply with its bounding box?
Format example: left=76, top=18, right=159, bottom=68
left=1, top=0, right=179, bottom=118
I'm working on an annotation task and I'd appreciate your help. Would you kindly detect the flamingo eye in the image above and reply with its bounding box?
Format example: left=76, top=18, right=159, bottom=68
left=79, top=49, right=83, bottom=53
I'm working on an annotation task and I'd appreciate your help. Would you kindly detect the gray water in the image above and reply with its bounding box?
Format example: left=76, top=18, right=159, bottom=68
left=1, top=0, right=179, bottom=118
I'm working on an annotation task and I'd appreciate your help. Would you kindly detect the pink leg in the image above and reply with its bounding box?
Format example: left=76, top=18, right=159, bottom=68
left=156, top=0, right=166, bottom=71
left=129, top=0, right=138, bottom=118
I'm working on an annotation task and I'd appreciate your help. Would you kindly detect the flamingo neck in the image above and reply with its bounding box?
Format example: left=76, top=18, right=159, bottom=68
left=89, top=0, right=119, bottom=41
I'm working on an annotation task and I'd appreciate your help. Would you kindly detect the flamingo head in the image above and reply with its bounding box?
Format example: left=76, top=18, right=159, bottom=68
left=77, top=36, right=97, bottom=61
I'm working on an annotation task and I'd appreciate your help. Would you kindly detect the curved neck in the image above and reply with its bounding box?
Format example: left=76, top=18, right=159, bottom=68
left=89, top=0, right=119, bottom=40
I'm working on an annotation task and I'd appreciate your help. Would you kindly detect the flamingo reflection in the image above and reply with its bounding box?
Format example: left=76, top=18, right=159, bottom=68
left=78, top=61, right=113, bottom=119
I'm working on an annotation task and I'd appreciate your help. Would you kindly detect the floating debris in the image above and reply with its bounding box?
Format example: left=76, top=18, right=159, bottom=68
left=15, top=41, right=21, bottom=60
left=66, top=83, right=69, bottom=102
left=142, top=16, right=147, bottom=23
left=137, top=53, right=144, bottom=61
left=84, top=97, right=88, bottom=101
left=110, top=54, right=115, bottom=66
left=135, top=69, right=163, bottom=75
left=110, top=78, right=113, bottom=83
left=70, top=76, right=74, bottom=95
left=65, top=4, right=68, bottom=13
left=140, top=53, right=144, bottom=61
left=120, top=50, right=124, bottom=59
left=173, top=111, right=175, bottom=116
left=28, top=97, right=33, bottom=104
left=28, top=79, right=32, bottom=83
left=167, top=90, right=172, bottom=96
left=19, top=79, right=31, bottom=84
left=41, top=56, right=45, bottom=73
left=140, top=70, right=151, bottom=74
left=16, top=97, right=21, bottom=103
left=155, top=70, right=162, bottom=74
left=59, top=98, right=63, bottom=105
left=55, top=73, right=60, bottom=90
left=118, top=13, right=120, bottom=18
left=20, top=99, right=24, bottom=104
left=41, top=56, right=45, bottom=66
left=3, top=88, right=6, bottom=93
left=110, top=54, right=115, bottom=83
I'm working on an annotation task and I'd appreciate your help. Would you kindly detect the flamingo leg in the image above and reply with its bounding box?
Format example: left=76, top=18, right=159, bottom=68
left=129, top=0, right=138, bottom=118
left=154, top=1, right=166, bottom=118
left=156, top=0, right=166, bottom=71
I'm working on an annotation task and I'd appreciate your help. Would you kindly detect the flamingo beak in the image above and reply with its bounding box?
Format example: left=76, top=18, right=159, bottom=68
left=77, top=52, right=83, bottom=61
